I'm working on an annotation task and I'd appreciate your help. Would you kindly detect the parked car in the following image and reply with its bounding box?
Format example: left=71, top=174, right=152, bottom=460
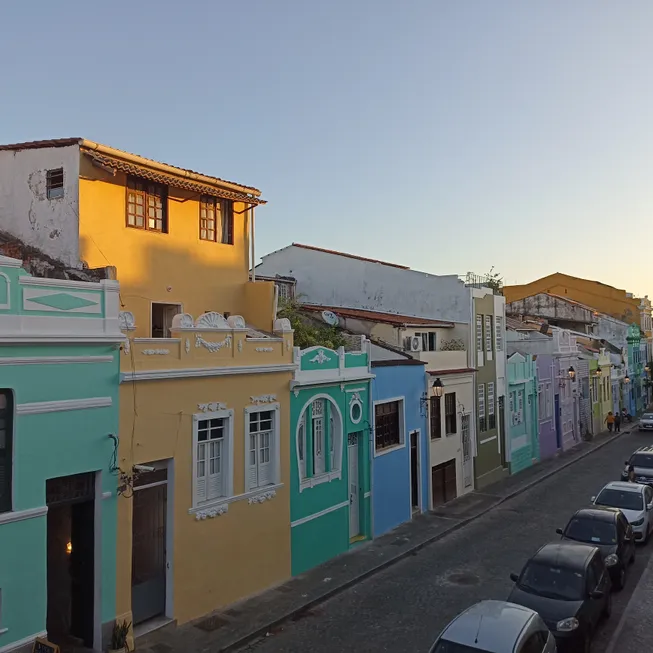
left=621, top=446, right=653, bottom=485
left=639, top=412, right=653, bottom=431
left=556, top=506, right=635, bottom=589
left=508, top=543, right=611, bottom=653
left=591, top=481, right=653, bottom=543
left=429, top=600, right=556, bottom=652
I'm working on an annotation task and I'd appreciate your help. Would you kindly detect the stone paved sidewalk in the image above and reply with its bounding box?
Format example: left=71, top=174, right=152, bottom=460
left=136, top=423, right=638, bottom=653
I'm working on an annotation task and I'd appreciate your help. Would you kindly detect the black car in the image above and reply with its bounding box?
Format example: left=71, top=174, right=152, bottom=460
left=508, top=542, right=612, bottom=653
left=556, top=506, right=635, bottom=590
left=621, top=446, right=653, bottom=485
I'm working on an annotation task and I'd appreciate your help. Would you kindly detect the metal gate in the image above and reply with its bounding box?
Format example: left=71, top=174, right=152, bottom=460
left=131, top=468, right=167, bottom=625
left=461, top=414, right=473, bottom=488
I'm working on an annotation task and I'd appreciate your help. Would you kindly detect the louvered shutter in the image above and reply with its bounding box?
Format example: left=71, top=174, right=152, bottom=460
left=248, top=433, right=258, bottom=489
left=207, top=440, right=222, bottom=500
left=196, top=442, right=207, bottom=504
left=258, top=432, right=272, bottom=486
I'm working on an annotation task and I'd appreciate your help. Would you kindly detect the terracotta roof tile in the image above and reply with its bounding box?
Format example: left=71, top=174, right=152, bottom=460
left=303, top=304, right=455, bottom=327
left=292, top=244, right=409, bottom=269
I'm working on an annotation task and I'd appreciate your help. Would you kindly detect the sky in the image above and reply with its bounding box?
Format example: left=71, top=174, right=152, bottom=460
left=1, top=1, right=652, bottom=295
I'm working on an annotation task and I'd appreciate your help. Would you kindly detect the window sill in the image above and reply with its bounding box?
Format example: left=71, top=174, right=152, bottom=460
left=374, top=441, right=405, bottom=458
left=299, top=470, right=341, bottom=491
left=189, top=483, right=284, bottom=519
left=0, top=628, right=8, bottom=636
left=0, top=505, right=48, bottom=525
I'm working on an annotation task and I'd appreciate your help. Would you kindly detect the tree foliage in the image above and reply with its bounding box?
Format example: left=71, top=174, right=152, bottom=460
left=277, top=299, right=347, bottom=350
left=485, top=266, right=504, bottom=294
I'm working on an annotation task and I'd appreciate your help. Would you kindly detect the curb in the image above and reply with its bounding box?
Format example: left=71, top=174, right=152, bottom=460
left=220, top=423, right=637, bottom=652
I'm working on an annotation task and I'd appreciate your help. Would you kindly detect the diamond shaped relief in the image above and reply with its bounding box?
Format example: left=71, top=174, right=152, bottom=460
left=28, top=292, right=99, bottom=311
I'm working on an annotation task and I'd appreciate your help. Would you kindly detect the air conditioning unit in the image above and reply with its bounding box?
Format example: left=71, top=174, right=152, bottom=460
left=410, top=335, right=422, bottom=352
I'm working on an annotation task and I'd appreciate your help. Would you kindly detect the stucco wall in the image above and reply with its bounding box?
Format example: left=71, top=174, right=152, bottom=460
left=257, top=245, right=471, bottom=323
left=0, top=145, right=81, bottom=267
left=371, top=363, right=427, bottom=537
left=536, top=354, right=558, bottom=460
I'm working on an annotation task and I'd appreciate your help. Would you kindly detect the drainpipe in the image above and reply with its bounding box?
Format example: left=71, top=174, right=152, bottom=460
left=367, top=338, right=375, bottom=538
left=250, top=206, right=256, bottom=281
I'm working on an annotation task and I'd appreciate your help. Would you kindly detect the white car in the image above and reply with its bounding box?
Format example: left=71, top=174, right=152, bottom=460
left=592, top=481, right=653, bottom=543
left=640, top=412, right=653, bottom=431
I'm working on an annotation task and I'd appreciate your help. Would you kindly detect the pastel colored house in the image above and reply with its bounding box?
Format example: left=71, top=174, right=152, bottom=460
left=507, top=352, right=539, bottom=474
left=0, top=138, right=296, bottom=634
left=290, top=341, right=373, bottom=576
left=535, top=354, right=557, bottom=459
left=370, top=342, right=428, bottom=537
left=552, top=330, right=581, bottom=451
left=0, top=255, right=123, bottom=653
left=627, top=324, right=643, bottom=415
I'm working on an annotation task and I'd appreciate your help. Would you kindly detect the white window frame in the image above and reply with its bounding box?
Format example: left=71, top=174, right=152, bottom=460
left=495, top=315, right=503, bottom=351
left=545, top=382, right=552, bottom=418
left=192, top=408, right=234, bottom=509
left=373, top=396, right=406, bottom=457
left=485, top=315, right=493, bottom=359
left=245, top=403, right=281, bottom=492
left=538, top=383, right=545, bottom=417
left=476, top=315, right=483, bottom=353
left=478, top=384, right=486, bottom=420
left=298, top=411, right=307, bottom=479
left=487, top=382, right=495, bottom=418
left=312, top=398, right=326, bottom=475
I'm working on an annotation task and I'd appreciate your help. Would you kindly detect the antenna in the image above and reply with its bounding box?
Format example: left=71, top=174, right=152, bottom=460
left=474, top=615, right=483, bottom=644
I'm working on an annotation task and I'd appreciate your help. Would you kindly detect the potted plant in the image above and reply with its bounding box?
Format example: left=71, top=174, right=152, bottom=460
left=109, top=619, right=131, bottom=653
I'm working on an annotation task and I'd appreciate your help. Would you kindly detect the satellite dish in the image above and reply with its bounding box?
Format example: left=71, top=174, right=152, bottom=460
left=321, top=311, right=339, bottom=327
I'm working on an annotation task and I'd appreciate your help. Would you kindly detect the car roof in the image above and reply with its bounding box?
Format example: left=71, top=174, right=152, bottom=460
left=632, top=446, right=653, bottom=456
left=572, top=506, right=620, bottom=522
left=440, top=600, right=535, bottom=651
left=601, top=481, right=646, bottom=494
left=532, top=542, right=597, bottom=568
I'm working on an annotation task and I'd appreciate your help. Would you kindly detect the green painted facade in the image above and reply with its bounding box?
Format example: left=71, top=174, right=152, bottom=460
left=290, top=345, right=372, bottom=576
left=0, top=256, right=122, bottom=652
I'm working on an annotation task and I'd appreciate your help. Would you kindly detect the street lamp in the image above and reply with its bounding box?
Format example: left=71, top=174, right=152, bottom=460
left=595, top=366, right=602, bottom=376
left=568, top=366, right=576, bottom=380
left=432, top=377, right=444, bottom=398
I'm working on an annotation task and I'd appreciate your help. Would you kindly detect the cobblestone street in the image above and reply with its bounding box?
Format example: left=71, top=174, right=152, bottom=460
left=237, top=429, right=653, bottom=653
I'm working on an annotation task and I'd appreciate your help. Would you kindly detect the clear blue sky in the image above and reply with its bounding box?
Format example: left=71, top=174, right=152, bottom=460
left=2, top=1, right=652, bottom=295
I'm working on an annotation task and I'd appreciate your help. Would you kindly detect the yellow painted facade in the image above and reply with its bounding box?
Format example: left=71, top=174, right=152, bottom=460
left=72, top=143, right=294, bottom=629
left=504, top=273, right=651, bottom=337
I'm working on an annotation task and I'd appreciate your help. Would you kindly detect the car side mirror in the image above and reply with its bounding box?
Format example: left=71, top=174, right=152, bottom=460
left=590, top=496, right=596, bottom=502
left=648, top=502, right=653, bottom=511
left=510, top=572, right=519, bottom=583
left=625, top=461, right=630, bottom=466
left=556, top=528, right=564, bottom=535
left=591, top=589, right=605, bottom=599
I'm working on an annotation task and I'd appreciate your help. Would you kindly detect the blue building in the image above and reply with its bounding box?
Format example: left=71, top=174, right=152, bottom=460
left=370, top=343, right=428, bottom=537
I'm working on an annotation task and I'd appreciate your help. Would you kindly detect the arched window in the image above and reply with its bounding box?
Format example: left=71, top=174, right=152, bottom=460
left=297, top=395, right=343, bottom=487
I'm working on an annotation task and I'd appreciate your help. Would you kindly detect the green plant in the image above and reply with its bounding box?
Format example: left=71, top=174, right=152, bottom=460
left=111, top=620, right=131, bottom=650
left=485, top=267, right=503, bottom=295
left=277, top=299, right=347, bottom=350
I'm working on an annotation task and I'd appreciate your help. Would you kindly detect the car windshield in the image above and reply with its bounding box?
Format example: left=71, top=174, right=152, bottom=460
left=596, top=489, right=643, bottom=511
left=518, top=561, right=585, bottom=601
left=432, top=641, right=494, bottom=653
left=564, top=516, right=617, bottom=545
left=642, top=414, right=653, bottom=420
left=630, top=454, right=653, bottom=469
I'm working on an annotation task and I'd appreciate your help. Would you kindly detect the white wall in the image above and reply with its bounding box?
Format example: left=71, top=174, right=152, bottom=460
left=0, top=145, right=81, bottom=267
left=597, top=314, right=629, bottom=351
left=257, top=245, right=472, bottom=324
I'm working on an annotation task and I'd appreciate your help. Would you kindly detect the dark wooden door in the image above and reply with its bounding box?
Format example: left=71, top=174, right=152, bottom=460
left=70, top=500, right=95, bottom=646
left=431, top=459, right=457, bottom=508
left=410, top=431, right=419, bottom=510
left=132, top=474, right=167, bottom=624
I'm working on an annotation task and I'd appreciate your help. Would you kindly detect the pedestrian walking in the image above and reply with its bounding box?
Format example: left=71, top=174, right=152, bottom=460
left=614, top=411, right=621, bottom=432
left=605, top=411, right=615, bottom=432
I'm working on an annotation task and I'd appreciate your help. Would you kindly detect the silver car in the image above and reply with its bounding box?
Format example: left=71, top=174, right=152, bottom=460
left=430, top=600, right=556, bottom=652
left=639, top=413, right=653, bottom=432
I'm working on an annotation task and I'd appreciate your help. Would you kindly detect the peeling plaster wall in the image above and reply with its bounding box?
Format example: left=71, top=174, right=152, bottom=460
left=596, top=315, right=629, bottom=351
left=257, top=246, right=471, bottom=324
left=506, top=293, right=595, bottom=324
left=0, top=145, right=81, bottom=267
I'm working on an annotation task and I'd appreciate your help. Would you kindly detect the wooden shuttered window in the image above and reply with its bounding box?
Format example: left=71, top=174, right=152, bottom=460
left=196, top=417, right=225, bottom=504
left=126, top=177, right=167, bottom=232
left=248, top=409, right=274, bottom=490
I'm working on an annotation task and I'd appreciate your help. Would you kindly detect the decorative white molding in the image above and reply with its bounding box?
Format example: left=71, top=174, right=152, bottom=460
left=0, top=254, right=23, bottom=268
left=255, top=346, right=274, bottom=352
left=291, top=500, right=349, bottom=527
left=118, top=311, right=136, bottom=331
left=250, top=394, right=277, bottom=404
left=172, top=313, right=195, bottom=329
left=196, top=333, right=232, bottom=352
left=102, top=491, right=112, bottom=500
left=274, top=318, right=292, bottom=332
left=185, top=338, right=190, bottom=354
left=0, top=355, right=113, bottom=366
left=0, top=630, right=49, bottom=653
left=16, top=396, right=113, bottom=415
left=286, top=339, right=292, bottom=353
left=227, top=315, right=246, bottom=329
left=309, top=350, right=331, bottom=364
left=23, top=287, right=103, bottom=314
left=198, top=402, right=228, bottom=413
left=248, top=489, right=277, bottom=504
left=238, top=339, right=243, bottom=352
left=123, top=339, right=131, bottom=355
left=0, top=505, right=48, bottom=525
left=188, top=483, right=284, bottom=518
left=142, top=349, right=170, bottom=355
left=299, top=470, right=342, bottom=492
left=194, top=504, right=229, bottom=520
left=0, top=271, right=10, bottom=310
left=349, top=392, right=361, bottom=404
left=121, top=362, right=297, bottom=382
left=196, top=311, right=230, bottom=329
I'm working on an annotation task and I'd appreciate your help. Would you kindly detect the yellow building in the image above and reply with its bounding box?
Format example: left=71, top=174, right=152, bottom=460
left=0, top=138, right=295, bottom=637
left=504, top=273, right=652, bottom=338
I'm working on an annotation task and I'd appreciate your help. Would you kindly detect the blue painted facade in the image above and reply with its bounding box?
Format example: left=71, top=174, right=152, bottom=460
left=371, top=359, right=428, bottom=538
left=0, top=255, right=123, bottom=652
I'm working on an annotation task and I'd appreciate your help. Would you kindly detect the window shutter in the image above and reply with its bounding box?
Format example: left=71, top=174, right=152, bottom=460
left=487, top=383, right=495, bottom=415
left=248, top=434, right=258, bottom=489
left=196, top=442, right=208, bottom=504
left=207, top=441, right=222, bottom=500
left=478, top=384, right=485, bottom=417
left=313, top=417, right=325, bottom=474
left=298, top=418, right=306, bottom=478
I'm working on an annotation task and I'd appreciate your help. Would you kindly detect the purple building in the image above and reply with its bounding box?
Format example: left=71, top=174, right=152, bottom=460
left=536, top=353, right=558, bottom=459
